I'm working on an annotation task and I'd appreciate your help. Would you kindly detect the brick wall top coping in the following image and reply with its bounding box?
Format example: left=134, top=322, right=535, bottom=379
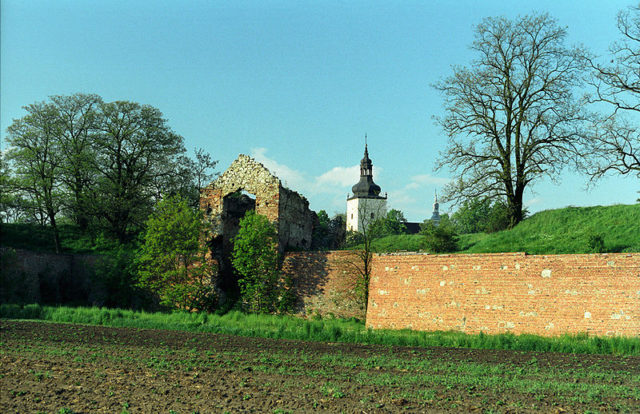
left=285, top=250, right=640, bottom=259
left=375, top=251, right=640, bottom=258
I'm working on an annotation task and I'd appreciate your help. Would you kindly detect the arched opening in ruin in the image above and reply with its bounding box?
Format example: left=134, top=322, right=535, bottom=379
left=216, top=189, right=257, bottom=292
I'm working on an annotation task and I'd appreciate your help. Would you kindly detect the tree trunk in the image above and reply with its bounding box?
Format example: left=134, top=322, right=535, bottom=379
left=49, top=212, right=62, bottom=254
left=507, top=185, right=525, bottom=228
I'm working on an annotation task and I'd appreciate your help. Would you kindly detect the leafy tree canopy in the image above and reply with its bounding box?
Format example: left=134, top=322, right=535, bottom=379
left=420, top=218, right=459, bottom=253
left=232, top=211, right=292, bottom=313
left=451, top=198, right=520, bottom=234
left=136, top=195, right=216, bottom=311
left=368, top=209, right=408, bottom=238
left=3, top=93, right=217, bottom=246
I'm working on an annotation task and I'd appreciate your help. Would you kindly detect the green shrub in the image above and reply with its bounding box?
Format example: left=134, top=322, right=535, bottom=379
left=420, top=220, right=459, bottom=253
left=232, top=211, right=292, bottom=313
left=588, top=232, right=606, bottom=253
left=137, top=195, right=217, bottom=311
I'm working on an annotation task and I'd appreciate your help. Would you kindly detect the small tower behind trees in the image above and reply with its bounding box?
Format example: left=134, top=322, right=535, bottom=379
left=346, top=140, right=387, bottom=232
left=430, top=191, right=441, bottom=227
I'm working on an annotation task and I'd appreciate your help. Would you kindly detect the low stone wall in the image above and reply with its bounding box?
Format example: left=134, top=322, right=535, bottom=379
left=282, top=251, right=365, bottom=320
left=0, top=248, right=107, bottom=305
left=367, top=252, right=640, bottom=337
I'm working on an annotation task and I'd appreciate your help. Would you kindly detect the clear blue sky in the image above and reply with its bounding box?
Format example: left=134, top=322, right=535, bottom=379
left=2, top=0, right=638, bottom=221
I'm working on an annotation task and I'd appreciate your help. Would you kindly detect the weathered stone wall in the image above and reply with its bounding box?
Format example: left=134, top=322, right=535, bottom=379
left=200, top=155, right=316, bottom=291
left=278, top=188, right=315, bottom=250
left=200, top=154, right=315, bottom=250
left=367, top=252, right=640, bottom=337
left=282, top=251, right=365, bottom=320
left=0, top=248, right=107, bottom=305
left=200, top=154, right=281, bottom=233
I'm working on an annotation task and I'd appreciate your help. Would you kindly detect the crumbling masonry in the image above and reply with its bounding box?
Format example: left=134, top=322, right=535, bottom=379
left=199, top=154, right=316, bottom=291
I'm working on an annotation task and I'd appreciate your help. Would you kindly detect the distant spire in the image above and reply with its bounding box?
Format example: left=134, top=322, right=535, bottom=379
left=364, top=134, right=368, bottom=157
left=431, top=191, right=441, bottom=226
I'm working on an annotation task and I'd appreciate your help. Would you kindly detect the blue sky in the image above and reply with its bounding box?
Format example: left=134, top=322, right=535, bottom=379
left=2, top=0, right=638, bottom=221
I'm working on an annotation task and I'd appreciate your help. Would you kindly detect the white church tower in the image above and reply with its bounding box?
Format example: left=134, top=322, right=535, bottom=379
left=346, top=140, right=387, bottom=232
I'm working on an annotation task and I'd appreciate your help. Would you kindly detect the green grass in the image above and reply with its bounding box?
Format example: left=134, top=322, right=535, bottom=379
left=368, top=204, right=640, bottom=254
left=2, top=303, right=640, bottom=356
left=460, top=204, right=640, bottom=254
left=368, top=234, right=426, bottom=252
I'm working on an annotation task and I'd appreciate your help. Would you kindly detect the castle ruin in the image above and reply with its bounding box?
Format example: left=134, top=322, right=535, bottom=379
left=199, top=154, right=316, bottom=291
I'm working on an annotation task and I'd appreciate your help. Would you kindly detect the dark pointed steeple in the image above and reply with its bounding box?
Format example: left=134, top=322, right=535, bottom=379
left=351, top=136, right=383, bottom=198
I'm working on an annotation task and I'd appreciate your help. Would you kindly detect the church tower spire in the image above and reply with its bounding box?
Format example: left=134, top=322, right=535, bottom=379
left=431, top=191, right=441, bottom=226
left=346, top=136, right=387, bottom=232
left=351, top=137, right=381, bottom=198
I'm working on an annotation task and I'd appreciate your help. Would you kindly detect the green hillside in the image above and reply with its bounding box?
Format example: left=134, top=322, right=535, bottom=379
left=371, top=204, right=640, bottom=254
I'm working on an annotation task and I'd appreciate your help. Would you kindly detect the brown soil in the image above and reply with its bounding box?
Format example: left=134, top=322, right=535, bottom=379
left=1, top=320, right=639, bottom=413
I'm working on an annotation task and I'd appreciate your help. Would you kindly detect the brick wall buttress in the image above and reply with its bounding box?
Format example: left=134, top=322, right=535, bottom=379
left=282, top=251, right=365, bottom=320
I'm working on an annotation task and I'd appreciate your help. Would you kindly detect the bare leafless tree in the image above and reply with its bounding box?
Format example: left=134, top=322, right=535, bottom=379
left=434, top=13, right=588, bottom=226
left=583, top=6, right=640, bottom=185
left=345, top=202, right=385, bottom=312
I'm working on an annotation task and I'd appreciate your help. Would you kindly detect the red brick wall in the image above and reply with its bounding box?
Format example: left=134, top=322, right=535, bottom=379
left=282, top=251, right=365, bottom=320
left=366, top=252, right=640, bottom=337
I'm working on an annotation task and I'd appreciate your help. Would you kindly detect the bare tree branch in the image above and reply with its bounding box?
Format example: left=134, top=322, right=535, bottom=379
left=434, top=13, right=589, bottom=226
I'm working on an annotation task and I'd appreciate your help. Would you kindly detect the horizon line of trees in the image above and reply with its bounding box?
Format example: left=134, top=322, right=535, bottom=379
left=1, top=93, right=217, bottom=252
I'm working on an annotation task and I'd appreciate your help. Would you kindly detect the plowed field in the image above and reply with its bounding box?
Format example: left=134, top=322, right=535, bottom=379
left=1, top=320, right=639, bottom=413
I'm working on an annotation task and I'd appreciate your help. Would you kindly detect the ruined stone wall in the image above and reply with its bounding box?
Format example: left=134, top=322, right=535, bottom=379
left=199, top=154, right=281, bottom=233
left=200, top=154, right=315, bottom=257
left=278, top=188, right=314, bottom=250
left=200, top=154, right=316, bottom=292
left=367, top=252, right=640, bottom=337
left=282, top=251, right=365, bottom=320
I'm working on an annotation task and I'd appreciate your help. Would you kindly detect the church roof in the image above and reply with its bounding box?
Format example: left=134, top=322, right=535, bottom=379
left=351, top=143, right=384, bottom=198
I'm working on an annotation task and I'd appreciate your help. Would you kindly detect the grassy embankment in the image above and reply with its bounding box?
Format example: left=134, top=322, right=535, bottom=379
left=2, top=304, right=640, bottom=356
left=370, top=203, right=640, bottom=254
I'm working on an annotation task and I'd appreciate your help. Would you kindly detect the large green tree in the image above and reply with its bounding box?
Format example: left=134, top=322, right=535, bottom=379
left=435, top=14, right=588, bottom=227
left=5, top=101, right=65, bottom=252
left=137, top=195, right=216, bottom=311
left=52, top=93, right=103, bottom=230
left=0, top=151, right=27, bottom=224
left=368, top=209, right=408, bottom=238
left=420, top=219, right=459, bottom=253
left=5, top=94, right=217, bottom=246
left=451, top=197, right=514, bottom=234
left=92, top=100, right=187, bottom=242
